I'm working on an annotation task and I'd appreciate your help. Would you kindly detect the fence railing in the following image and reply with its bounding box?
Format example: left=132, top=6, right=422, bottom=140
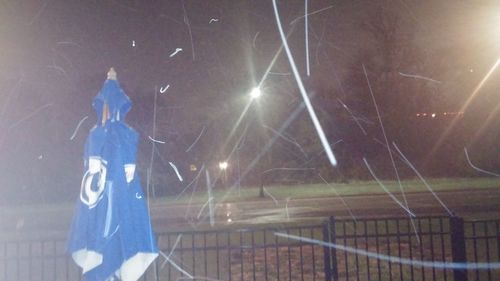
left=1, top=216, right=498, bottom=281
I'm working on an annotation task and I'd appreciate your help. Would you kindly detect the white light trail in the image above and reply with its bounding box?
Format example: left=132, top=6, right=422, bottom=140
left=363, top=158, right=416, bottom=217
left=393, top=142, right=454, bottom=216
left=69, top=116, right=89, bottom=140
left=160, top=84, right=170, bottom=93
left=464, top=148, right=500, bottom=177
left=148, top=136, right=165, bottom=144
left=169, top=162, right=184, bottom=182
left=274, top=232, right=500, bottom=270
left=272, top=0, right=337, bottom=166
left=398, top=72, right=442, bottom=84
left=169, top=48, right=183, bottom=58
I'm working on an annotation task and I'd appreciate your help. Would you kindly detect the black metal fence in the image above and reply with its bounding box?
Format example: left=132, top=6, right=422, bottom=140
left=1, top=216, right=498, bottom=281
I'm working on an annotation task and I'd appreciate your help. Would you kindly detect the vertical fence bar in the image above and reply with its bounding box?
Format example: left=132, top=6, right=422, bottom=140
left=364, top=220, right=371, bottom=280
left=375, top=219, right=382, bottom=281
left=322, top=222, right=332, bottom=281
left=484, top=222, right=492, bottom=281
left=287, top=228, right=292, bottom=281
left=386, top=219, right=393, bottom=281
left=407, top=218, right=415, bottom=281
left=263, top=230, right=268, bottom=280
left=396, top=219, right=403, bottom=281
left=216, top=232, right=220, bottom=280
left=299, top=228, right=304, bottom=281
left=191, top=233, right=196, bottom=277
left=311, top=227, right=317, bottom=281
left=439, top=218, right=448, bottom=281
left=450, top=216, right=468, bottom=281
left=204, top=232, right=208, bottom=277
left=353, top=220, right=360, bottom=281
left=417, top=219, right=425, bottom=281
left=251, top=230, right=256, bottom=281
left=343, top=221, right=349, bottom=281
left=329, top=217, right=338, bottom=281
left=239, top=231, right=243, bottom=281
left=275, top=231, right=280, bottom=281
left=472, top=222, right=479, bottom=281
left=228, top=231, right=232, bottom=281
left=429, top=218, right=436, bottom=281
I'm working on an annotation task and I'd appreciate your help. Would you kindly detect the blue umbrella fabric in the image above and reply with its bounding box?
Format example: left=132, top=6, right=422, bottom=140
left=68, top=68, right=158, bottom=281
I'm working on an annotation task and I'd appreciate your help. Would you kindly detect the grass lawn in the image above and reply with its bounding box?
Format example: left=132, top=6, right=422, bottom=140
left=163, top=177, right=500, bottom=205
left=1, top=177, right=499, bottom=223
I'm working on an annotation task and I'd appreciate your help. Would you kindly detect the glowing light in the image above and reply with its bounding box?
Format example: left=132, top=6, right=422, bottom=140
left=431, top=113, right=436, bottom=118
left=218, top=161, right=228, bottom=170
left=250, top=87, right=261, bottom=99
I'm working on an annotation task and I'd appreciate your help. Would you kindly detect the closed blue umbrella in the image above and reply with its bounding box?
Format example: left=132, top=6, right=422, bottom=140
left=68, top=68, right=158, bottom=281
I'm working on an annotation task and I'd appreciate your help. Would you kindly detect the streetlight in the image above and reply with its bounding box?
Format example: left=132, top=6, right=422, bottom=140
left=218, top=161, right=228, bottom=170
left=250, top=87, right=261, bottom=99
left=219, top=161, right=229, bottom=188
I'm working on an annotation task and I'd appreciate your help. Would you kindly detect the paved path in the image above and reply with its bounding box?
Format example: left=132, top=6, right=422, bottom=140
left=2, top=188, right=499, bottom=238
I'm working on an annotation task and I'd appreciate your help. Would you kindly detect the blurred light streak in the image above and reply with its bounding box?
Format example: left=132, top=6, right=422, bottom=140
left=363, top=64, right=414, bottom=222
left=273, top=0, right=337, bottom=166
left=398, top=72, right=442, bottom=84
left=181, top=0, right=195, bottom=61
left=169, top=162, right=184, bottom=182
left=363, top=158, right=416, bottom=217
left=159, top=251, right=193, bottom=278
left=337, top=99, right=368, bottom=135
left=185, top=126, right=206, bottom=152
left=470, top=102, right=500, bottom=144
left=69, top=116, right=89, bottom=140
left=0, top=76, right=23, bottom=121
left=9, top=103, right=53, bottom=129
left=392, top=142, right=454, bottom=216
left=160, top=84, right=170, bottom=93
left=318, top=173, right=357, bottom=222
left=148, top=136, right=165, bottom=144
left=274, top=232, right=500, bottom=270
left=252, top=31, right=260, bottom=49
left=464, top=148, right=500, bottom=177
left=263, top=187, right=279, bottom=206
left=426, top=58, right=500, bottom=164
left=289, top=4, right=335, bottom=25
left=305, top=0, right=310, bottom=76
left=263, top=124, right=308, bottom=157
left=176, top=164, right=204, bottom=200
left=160, top=234, right=182, bottom=269
left=206, top=170, right=215, bottom=226
left=169, top=48, right=183, bottom=58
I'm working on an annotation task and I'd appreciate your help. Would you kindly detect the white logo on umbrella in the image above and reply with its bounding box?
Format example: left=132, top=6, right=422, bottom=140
left=80, top=159, right=107, bottom=208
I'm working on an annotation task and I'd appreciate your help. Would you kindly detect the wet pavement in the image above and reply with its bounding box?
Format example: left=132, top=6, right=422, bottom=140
left=2, top=188, right=499, bottom=238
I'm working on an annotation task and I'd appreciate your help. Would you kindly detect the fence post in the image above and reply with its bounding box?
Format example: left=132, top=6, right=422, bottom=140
left=329, top=217, right=339, bottom=281
left=323, top=221, right=332, bottom=281
left=450, top=216, right=468, bottom=281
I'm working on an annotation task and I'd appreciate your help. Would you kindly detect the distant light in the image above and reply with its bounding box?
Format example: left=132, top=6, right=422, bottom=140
left=431, top=113, right=436, bottom=118
left=190, top=164, right=197, bottom=171
left=416, top=113, right=420, bottom=117
left=219, top=161, right=228, bottom=170
left=132, top=40, right=136, bottom=47
left=422, top=113, right=427, bottom=116
left=250, top=87, right=261, bottom=99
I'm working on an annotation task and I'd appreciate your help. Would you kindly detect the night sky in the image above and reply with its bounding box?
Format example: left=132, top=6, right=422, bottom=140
left=0, top=0, right=499, bottom=205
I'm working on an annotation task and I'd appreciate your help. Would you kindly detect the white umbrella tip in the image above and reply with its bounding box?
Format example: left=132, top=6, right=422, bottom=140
left=107, top=68, right=117, bottom=80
